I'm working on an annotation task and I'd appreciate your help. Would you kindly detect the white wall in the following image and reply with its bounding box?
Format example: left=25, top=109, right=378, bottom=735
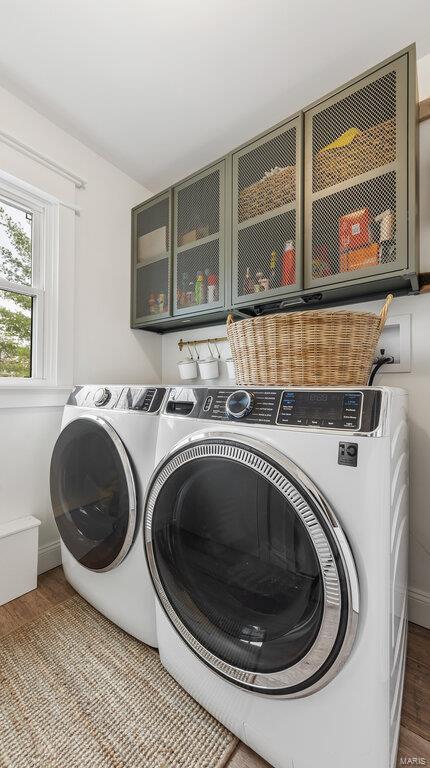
left=72, top=148, right=161, bottom=384
left=161, top=70, right=430, bottom=628
left=0, top=406, right=64, bottom=567
left=0, top=85, right=162, bottom=569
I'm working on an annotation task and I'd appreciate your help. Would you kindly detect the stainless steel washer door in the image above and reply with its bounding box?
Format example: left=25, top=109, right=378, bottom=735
left=50, top=415, right=136, bottom=572
left=144, top=432, right=359, bottom=697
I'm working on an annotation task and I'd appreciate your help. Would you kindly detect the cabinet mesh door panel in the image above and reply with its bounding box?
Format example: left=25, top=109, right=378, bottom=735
left=176, top=240, right=220, bottom=310
left=237, top=211, right=296, bottom=298
left=237, top=127, right=297, bottom=223
left=136, top=197, right=169, bottom=264
left=177, top=170, right=220, bottom=247
left=309, top=65, right=401, bottom=283
left=312, top=70, right=397, bottom=193
left=234, top=123, right=299, bottom=302
left=136, top=258, right=169, bottom=319
left=311, top=172, right=397, bottom=279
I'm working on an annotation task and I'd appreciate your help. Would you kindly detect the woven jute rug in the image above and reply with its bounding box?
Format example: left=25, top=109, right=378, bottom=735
left=0, top=595, right=238, bottom=768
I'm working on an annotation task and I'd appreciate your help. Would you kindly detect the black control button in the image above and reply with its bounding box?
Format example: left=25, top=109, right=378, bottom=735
left=309, top=419, right=321, bottom=426
left=203, top=396, right=213, bottom=412
left=279, top=416, right=308, bottom=426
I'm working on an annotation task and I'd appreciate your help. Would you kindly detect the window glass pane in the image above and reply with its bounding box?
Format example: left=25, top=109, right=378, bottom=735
left=0, top=200, right=32, bottom=286
left=0, top=289, right=32, bottom=377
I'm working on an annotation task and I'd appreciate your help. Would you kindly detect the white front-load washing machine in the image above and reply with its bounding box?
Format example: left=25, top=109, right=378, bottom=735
left=50, top=384, right=166, bottom=645
left=144, top=385, right=408, bottom=768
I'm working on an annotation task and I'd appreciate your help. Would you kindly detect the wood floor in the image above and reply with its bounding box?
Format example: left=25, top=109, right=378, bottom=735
left=0, top=567, right=429, bottom=767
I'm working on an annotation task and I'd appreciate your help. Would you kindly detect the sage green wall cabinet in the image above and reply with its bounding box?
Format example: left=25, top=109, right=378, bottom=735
left=131, top=190, right=172, bottom=326
left=173, top=160, right=228, bottom=317
left=232, top=116, right=302, bottom=308
left=304, top=50, right=417, bottom=294
left=131, top=46, right=418, bottom=333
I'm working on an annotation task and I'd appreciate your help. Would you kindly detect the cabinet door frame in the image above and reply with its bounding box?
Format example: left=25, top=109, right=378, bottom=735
left=173, top=160, right=227, bottom=318
left=304, top=54, right=409, bottom=291
left=231, top=114, right=303, bottom=309
left=131, top=189, right=173, bottom=327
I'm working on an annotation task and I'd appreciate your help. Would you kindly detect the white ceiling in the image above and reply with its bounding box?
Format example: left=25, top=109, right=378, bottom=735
left=0, top=0, right=430, bottom=192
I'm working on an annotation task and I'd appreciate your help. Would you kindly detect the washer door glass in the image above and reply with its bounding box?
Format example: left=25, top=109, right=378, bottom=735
left=50, top=417, right=136, bottom=571
left=146, top=437, right=356, bottom=695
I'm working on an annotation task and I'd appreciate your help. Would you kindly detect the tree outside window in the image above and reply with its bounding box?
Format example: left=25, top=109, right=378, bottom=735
left=0, top=202, right=33, bottom=378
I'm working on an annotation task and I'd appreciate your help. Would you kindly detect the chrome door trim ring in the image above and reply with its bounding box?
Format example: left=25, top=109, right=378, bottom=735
left=144, top=430, right=359, bottom=697
left=59, top=415, right=137, bottom=573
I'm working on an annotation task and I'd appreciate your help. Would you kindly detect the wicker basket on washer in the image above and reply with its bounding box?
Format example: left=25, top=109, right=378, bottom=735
left=227, top=294, right=393, bottom=387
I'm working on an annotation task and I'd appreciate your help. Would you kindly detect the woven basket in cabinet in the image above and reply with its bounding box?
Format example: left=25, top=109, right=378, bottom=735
left=313, top=118, right=396, bottom=192
left=227, top=294, right=393, bottom=387
left=238, top=165, right=296, bottom=222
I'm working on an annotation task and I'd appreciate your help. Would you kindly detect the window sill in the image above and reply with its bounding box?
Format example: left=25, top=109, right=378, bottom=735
left=0, top=384, right=72, bottom=409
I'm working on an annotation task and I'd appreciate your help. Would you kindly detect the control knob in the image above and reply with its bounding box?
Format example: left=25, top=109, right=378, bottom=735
left=225, top=390, right=255, bottom=419
left=94, top=387, right=111, bottom=407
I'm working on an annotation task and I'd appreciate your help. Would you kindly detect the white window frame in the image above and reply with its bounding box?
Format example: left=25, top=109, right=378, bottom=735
left=0, top=171, right=74, bottom=406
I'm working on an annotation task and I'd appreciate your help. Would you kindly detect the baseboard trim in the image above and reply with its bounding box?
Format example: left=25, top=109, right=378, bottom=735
left=409, top=587, right=430, bottom=630
left=38, top=540, right=62, bottom=574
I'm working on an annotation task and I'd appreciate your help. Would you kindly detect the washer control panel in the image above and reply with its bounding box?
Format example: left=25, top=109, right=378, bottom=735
left=179, top=387, right=382, bottom=433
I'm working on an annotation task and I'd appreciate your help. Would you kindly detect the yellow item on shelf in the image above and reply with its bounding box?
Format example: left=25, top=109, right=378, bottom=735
left=321, top=127, right=362, bottom=153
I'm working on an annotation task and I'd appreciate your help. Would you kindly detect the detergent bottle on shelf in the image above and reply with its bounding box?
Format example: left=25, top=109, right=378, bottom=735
left=281, top=240, right=296, bottom=285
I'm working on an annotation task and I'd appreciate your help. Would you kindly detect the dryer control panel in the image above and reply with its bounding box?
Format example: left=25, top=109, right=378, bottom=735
left=67, top=386, right=166, bottom=412
left=163, top=387, right=382, bottom=433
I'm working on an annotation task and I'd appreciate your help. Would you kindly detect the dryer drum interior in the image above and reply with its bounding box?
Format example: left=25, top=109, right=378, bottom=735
left=144, top=433, right=359, bottom=697
left=50, top=416, right=136, bottom=572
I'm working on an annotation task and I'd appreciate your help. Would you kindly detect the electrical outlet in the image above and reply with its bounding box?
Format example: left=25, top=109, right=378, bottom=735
left=377, top=314, right=411, bottom=373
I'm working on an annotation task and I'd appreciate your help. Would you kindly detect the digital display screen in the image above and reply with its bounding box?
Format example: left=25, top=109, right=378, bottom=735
left=278, top=391, right=362, bottom=428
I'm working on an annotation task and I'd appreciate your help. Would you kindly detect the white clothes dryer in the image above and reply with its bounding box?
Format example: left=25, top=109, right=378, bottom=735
left=144, top=385, right=408, bottom=768
left=50, top=384, right=166, bottom=645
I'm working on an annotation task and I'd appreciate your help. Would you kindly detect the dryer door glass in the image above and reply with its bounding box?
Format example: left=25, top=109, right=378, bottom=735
left=50, top=417, right=136, bottom=571
left=145, top=437, right=356, bottom=695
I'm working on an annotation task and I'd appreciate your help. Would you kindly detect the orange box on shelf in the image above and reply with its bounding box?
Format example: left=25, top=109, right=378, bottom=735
left=339, top=208, right=371, bottom=253
left=340, top=242, right=380, bottom=272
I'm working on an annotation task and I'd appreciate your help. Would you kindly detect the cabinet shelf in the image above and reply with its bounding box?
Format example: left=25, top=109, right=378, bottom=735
left=237, top=201, right=296, bottom=231
left=135, top=250, right=169, bottom=268
left=310, top=161, right=397, bottom=203
left=176, top=231, right=220, bottom=254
